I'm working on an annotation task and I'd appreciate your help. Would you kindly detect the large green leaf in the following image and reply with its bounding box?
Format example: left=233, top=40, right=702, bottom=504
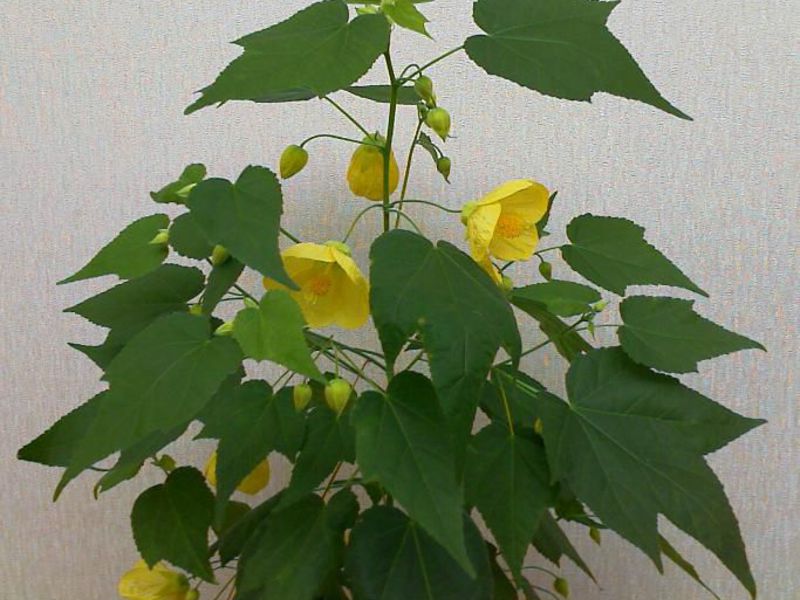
left=619, top=296, right=765, bottom=373
left=233, top=291, right=323, bottom=382
left=187, top=166, right=294, bottom=288
left=58, top=214, right=169, bottom=284
left=513, top=280, right=601, bottom=317
left=659, top=535, right=722, bottom=599
left=561, top=214, right=706, bottom=296
left=66, top=264, right=205, bottom=344
left=56, top=314, right=242, bottom=497
left=537, top=347, right=761, bottom=597
left=185, top=0, right=391, bottom=113
left=465, top=423, right=554, bottom=578
left=345, top=507, right=492, bottom=600
left=531, top=512, right=594, bottom=581
left=131, top=467, right=214, bottom=581
left=151, top=164, right=207, bottom=204
left=202, top=259, right=245, bottom=315
left=511, top=296, right=592, bottom=362
left=169, top=213, right=213, bottom=259
left=236, top=495, right=339, bottom=600
left=218, top=493, right=283, bottom=565
left=370, top=230, right=521, bottom=456
left=69, top=334, right=125, bottom=370
left=352, top=372, right=470, bottom=572
left=465, top=0, right=690, bottom=119
left=480, top=366, right=545, bottom=428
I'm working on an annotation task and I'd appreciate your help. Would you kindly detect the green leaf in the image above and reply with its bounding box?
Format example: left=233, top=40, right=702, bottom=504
left=619, top=296, right=765, bottom=373
left=480, top=366, right=545, bottom=428
left=236, top=495, right=339, bottom=600
left=346, top=84, right=419, bottom=105
left=465, top=423, right=554, bottom=577
left=202, top=259, right=245, bottom=315
left=185, top=0, right=391, bottom=113
left=66, top=264, right=205, bottom=345
left=370, top=230, right=521, bottom=457
left=151, top=164, right=207, bottom=204
left=218, top=493, right=283, bottom=565
left=536, top=191, right=558, bottom=237
left=69, top=335, right=125, bottom=370
left=561, top=214, right=706, bottom=296
left=325, top=488, right=360, bottom=532
left=511, top=297, right=592, bottom=362
left=352, top=372, right=470, bottom=573
left=131, top=467, right=214, bottom=581
left=56, top=314, right=242, bottom=497
left=417, top=131, right=440, bottom=162
left=465, top=0, right=690, bottom=120
left=531, top=512, right=594, bottom=581
left=488, top=544, right=518, bottom=600
left=659, top=535, right=722, bottom=600
left=233, top=291, right=324, bottom=382
left=169, top=213, right=213, bottom=259
left=537, top=347, right=761, bottom=597
left=187, top=165, right=294, bottom=288
left=513, top=280, right=601, bottom=317
left=58, top=214, right=170, bottom=284
left=383, top=0, right=431, bottom=37
left=345, top=506, right=492, bottom=600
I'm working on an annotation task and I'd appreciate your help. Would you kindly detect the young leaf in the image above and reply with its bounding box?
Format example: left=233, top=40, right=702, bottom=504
left=58, top=214, right=170, bottom=285
left=465, top=0, right=690, bottom=119
left=233, top=291, right=324, bottom=382
left=619, top=296, right=765, bottom=373
left=537, top=347, right=761, bottom=597
left=346, top=84, right=419, bottom=105
left=185, top=0, right=391, bottom=113
left=169, top=213, right=213, bottom=259
left=465, top=423, right=554, bottom=578
left=352, top=372, right=471, bottom=573
left=151, top=163, right=207, bottom=204
left=531, top=512, right=595, bottom=581
left=513, top=280, right=601, bottom=317
left=131, top=467, right=214, bottom=581
left=202, top=259, right=245, bottom=315
left=345, top=506, right=492, bottom=600
left=187, top=166, right=295, bottom=288
left=383, top=0, right=431, bottom=37
left=561, top=214, right=707, bottom=296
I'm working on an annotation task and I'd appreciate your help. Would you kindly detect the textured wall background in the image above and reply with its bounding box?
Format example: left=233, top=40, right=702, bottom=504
left=1, top=1, right=798, bottom=598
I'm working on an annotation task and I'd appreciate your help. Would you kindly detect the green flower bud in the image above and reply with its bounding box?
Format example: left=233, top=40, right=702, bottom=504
left=500, top=275, right=514, bottom=294
left=189, top=304, right=203, bottom=316
left=214, top=321, right=234, bottom=336
left=425, top=107, right=451, bottom=141
left=155, top=454, right=176, bottom=473
left=175, top=183, right=197, bottom=201
left=293, top=383, right=313, bottom=412
left=539, top=260, right=553, bottom=280
left=436, top=157, right=452, bottom=182
left=589, top=526, right=602, bottom=545
left=280, top=144, right=309, bottom=179
left=148, top=229, right=170, bottom=246
left=243, top=297, right=259, bottom=309
left=325, top=378, right=352, bottom=415
left=553, top=577, right=570, bottom=598
left=186, top=590, right=200, bottom=600
left=534, top=417, right=544, bottom=435
left=591, top=299, right=608, bottom=313
left=414, top=75, right=436, bottom=104
left=211, top=245, right=230, bottom=266
left=356, top=5, right=380, bottom=14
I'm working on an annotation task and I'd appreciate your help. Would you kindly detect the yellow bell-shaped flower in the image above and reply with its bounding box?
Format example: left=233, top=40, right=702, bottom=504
left=263, top=242, right=370, bottom=330
left=118, top=560, right=193, bottom=600
left=347, top=134, right=399, bottom=201
left=203, top=451, right=270, bottom=496
left=462, top=179, right=550, bottom=262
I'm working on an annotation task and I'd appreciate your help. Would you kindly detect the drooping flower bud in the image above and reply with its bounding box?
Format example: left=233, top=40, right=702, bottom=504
left=425, top=107, right=451, bottom=141
left=280, top=144, right=309, bottom=179
left=325, top=378, right=352, bottom=414
left=189, top=304, right=203, bottom=316
left=118, top=560, right=192, bottom=600
left=293, top=383, right=313, bottom=412
left=211, top=245, right=230, bottom=266
left=539, top=261, right=553, bottom=281
left=436, top=157, right=452, bottom=182
left=553, top=577, right=570, bottom=598
left=214, top=321, right=234, bottom=336
left=414, top=75, right=436, bottom=105
left=148, top=229, right=170, bottom=246
left=154, top=454, right=176, bottom=473
left=591, top=299, right=608, bottom=313
left=204, top=451, right=270, bottom=495
left=589, top=526, right=602, bottom=545
left=186, top=590, right=200, bottom=600
left=534, top=417, right=544, bottom=435
left=500, top=274, right=514, bottom=294
left=347, top=134, right=399, bottom=201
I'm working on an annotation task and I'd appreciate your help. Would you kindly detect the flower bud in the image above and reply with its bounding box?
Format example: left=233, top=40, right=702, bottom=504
left=293, top=383, right=313, bottom=412
left=189, top=304, right=203, bottom=316
left=211, top=245, right=230, bottom=266
left=280, top=144, right=309, bottom=179
left=155, top=454, right=176, bottom=473
left=591, top=299, right=608, bottom=313
left=214, top=321, right=234, bottom=336
left=186, top=590, right=199, bottom=600
left=175, top=183, right=197, bottom=201
left=554, top=577, right=570, bottom=598
left=425, top=107, right=451, bottom=141
left=149, top=229, right=170, bottom=246
left=539, top=261, right=553, bottom=281
left=534, top=417, right=544, bottom=435
left=436, top=157, right=452, bottom=182
left=589, top=526, right=602, bottom=545
left=414, top=75, right=436, bottom=104
left=500, top=275, right=514, bottom=294
left=325, top=378, right=352, bottom=414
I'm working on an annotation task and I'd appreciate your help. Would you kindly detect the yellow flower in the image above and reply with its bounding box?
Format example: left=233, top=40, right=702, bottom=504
left=347, top=134, right=399, bottom=201
left=203, top=451, right=270, bottom=496
left=462, top=179, right=550, bottom=262
left=264, top=242, right=370, bottom=330
left=118, top=560, right=193, bottom=600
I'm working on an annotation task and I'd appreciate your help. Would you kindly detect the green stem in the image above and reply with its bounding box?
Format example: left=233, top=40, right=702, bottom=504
left=391, top=198, right=461, bottom=214
left=342, top=204, right=385, bottom=243
left=496, top=376, right=516, bottom=436
left=389, top=209, right=423, bottom=235
left=382, top=51, right=400, bottom=233
left=534, top=245, right=563, bottom=256
left=300, top=133, right=378, bottom=149
left=398, top=46, right=464, bottom=83
left=322, top=96, right=370, bottom=137
left=405, top=349, right=426, bottom=371
left=394, top=117, right=424, bottom=228
left=280, top=227, right=302, bottom=244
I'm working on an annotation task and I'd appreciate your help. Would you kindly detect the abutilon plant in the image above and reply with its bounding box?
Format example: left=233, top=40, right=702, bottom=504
left=19, top=1, right=766, bottom=599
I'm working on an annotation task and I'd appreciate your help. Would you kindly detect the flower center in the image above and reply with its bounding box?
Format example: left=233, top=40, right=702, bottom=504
left=495, top=213, right=527, bottom=238
left=305, top=275, right=332, bottom=301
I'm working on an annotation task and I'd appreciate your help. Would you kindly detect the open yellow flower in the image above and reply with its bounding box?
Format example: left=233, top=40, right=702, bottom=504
left=118, top=560, right=194, bottom=600
left=264, top=242, right=370, bottom=329
left=347, top=134, right=399, bottom=201
left=204, top=451, right=270, bottom=496
left=462, top=179, right=550, bottom=262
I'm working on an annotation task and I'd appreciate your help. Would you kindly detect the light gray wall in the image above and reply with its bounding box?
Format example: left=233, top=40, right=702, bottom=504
left=2, top=1, right=798, bottom=598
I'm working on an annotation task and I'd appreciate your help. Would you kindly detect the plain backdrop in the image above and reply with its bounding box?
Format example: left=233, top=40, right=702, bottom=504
left=1, top=1, right=798, bottom=598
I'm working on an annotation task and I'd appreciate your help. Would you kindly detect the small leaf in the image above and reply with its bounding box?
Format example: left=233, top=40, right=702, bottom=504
left=186, top=0, right=391, bottom=113
left=202, top=259, right=245, bottom=315
left=151, top=164, right=207, bottom=204
left=131, top=466, right=214, bottom=581
left=531, top=512, right=594, bottom=581
left=417, top=131, right=440, bottom=162
left=187, top=165, right=294, bottom=288
left=383, top=0, right=431, bottom=37
left=353, top=372, right=471, bottom=573
left=561, top=214, right=706, bottom=296
left=513, top=280, right=601, bottom=317
left=465, top=0, right=690, bottom=119
left=345, top=506, right=492, bottom=600
left=346, top=84, right=419, bottom=105
left=59, top=214, right=170, bottom=284
left=233, top=291, right=324, bottom=382
left=619, top=296, right=765, bottom=373
left=169, top=213, right=213, bottom=259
